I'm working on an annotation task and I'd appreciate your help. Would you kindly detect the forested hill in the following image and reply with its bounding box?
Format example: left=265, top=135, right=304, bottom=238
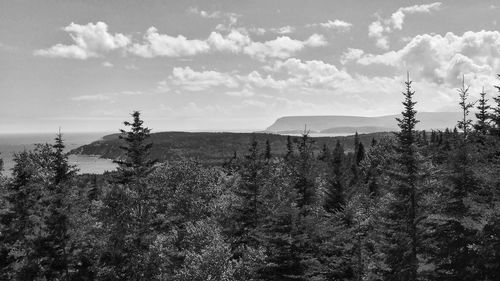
left=69, top=131, right=391, bottom=164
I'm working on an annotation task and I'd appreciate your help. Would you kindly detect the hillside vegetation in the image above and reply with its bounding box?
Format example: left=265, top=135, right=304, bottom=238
left=70, top=131, right=391, bottom=164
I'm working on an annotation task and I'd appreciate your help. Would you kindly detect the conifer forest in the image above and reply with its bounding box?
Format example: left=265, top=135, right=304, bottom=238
left=3, top=2, right=500, bottom=280
left=1, top=74, right=500, bottom=281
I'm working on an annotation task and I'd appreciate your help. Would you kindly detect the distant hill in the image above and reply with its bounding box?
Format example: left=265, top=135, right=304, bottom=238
left=266, top=112, right=465, bottom=133
left=69, top=131, right=391, bottom=164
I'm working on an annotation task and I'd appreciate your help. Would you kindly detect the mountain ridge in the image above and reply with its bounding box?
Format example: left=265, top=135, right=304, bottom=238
left=265, top=112, right=466, bottom=133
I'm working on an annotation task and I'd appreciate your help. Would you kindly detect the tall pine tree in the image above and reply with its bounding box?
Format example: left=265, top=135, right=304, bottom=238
left=384, top=73, right=420, bottom=281
left=474, top=87, right=490, bottom=135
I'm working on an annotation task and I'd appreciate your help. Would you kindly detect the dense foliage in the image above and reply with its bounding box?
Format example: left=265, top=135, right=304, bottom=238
left=2, top=78, right=500, bottom=280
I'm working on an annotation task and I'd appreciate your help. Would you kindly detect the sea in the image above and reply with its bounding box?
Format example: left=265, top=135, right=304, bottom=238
left=0, top=132, right=118, bottom=177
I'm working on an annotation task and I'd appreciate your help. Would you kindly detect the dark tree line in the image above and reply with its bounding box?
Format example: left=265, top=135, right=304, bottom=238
left=1, top=74, right=500, bottom=280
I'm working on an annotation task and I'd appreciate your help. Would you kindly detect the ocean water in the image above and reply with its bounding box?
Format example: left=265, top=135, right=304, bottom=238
left=0, top=132, right=118, bottom=177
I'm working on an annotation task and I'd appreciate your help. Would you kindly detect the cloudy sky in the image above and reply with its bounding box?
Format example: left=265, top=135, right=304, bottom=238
left=1, top=0, right=500, bottom=133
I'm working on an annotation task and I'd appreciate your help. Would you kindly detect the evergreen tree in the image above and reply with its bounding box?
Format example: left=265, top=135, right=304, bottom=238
left=231, top=139, right=265, bottom=250
left=114, top=111, right=156, bottom=184
left=318, top=143, right=330, bottom=162
left=474, top=87, right=490, bottom=135
left=1, top=141, right=76, bottom=280
left=99, top=111, right=158, bottom=280
left=457, top=77, right=475, bottom=140
left=41, top=133, right=77, bottom=279
left=264, top=139, right=272, bottom=161
left=52, top=130, right=77, bottom=184
left=356, top=142, right=365, bottom=166
left=324, top=140, right=345, bottom=213
left=350, top=132, right=365, bottom=186
left=427, top=76, right=481, bottom=281
left=491, top=74, right=500, bottom=136
left=290, top=132, right=317, bottom=209
left=285, top=135, right=293, bottom=161
left=385, top=73, right=420, bottom=281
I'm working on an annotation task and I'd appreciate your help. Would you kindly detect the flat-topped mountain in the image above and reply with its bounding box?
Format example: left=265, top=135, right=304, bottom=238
left=265, top=112, right=465, bottom=134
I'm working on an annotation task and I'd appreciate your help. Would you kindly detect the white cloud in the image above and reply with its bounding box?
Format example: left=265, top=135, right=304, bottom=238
left=207, top=30, right=251, bottom=53
left=341, top=48, right=364, bottom=64
left=243, top=34, right=327, bottom=60
left=36, top=22, right=326, bottom=61
left=34, top=22, right=130, bottom=59
left=308, top=19, right=352, bottom=32
left=244, top=71, right=289, bottom=89
left=305, top=34, right=328, bottom=47
left=271, top=58, right=352, bottom=88
left=248, top=27, right=267, bottom=35
left=71, top=94, right=113, bottom=101
left=368, top=2, right=442, bottom=49
left=242, top=58, right=352, bottom=91
left=187, top=7, right=221, bottom=19
left=168, top=66, right=239, bottom=91
left=270, top=25, right=296, bottom=34
left=129, top=27, right=210, bottom=57
left=102, top=61, right=113, bottom=67
left=368, top=20, right=389, bottom=49
left=356, top=30, right=500, bottom=87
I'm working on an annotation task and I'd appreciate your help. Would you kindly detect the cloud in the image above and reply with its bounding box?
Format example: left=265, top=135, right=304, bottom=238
left=271, top=58, right=352, bottom=88
left=71, top=94, right=113, bottom=101
left=36, top=22, right=326, bottom=61
left=308, top=19, right=353, bottom=32
left=129, top=27, right=210, bottom=57
left=368, top=20, right=389, bottom=49
left=207, top=29, right=251, bottom=53
left=368, top=2, right=442, bottom=49
left=34, top=22, right=130, bottom=59
left=355, top=30, right=500, bottom=87
left=243, top=34, right=327, bottom=60
left=244, top=71, right=289, bottom=89
left=102, top=61, right=113, bottom=67
left=187, top=7, right=221, bottom=19
left=341, top=48, right=364, bottom=64
left=270, top=25, right=296, bottom=34
left=248, top=27, right=267, bottom=35
left=168, top=66, right=239, bottom=91
left=247, top=25, right=296, bottom=35
left=305, top=34, right=328, bottom=47
left=242, top=58, right=351, bottom=90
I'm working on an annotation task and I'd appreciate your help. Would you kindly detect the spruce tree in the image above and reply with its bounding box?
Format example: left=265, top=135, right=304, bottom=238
left=264, top=139, right=272, bottom=161
left=291, top=132, right=317, bottom=209
left=429, top=77, right=480, bottom=281
left=114, top=111, right=156, bottom=184
left=491, top=74, right=500, bottom=136
left=457, top=77, right=475, bottom=140
left=356, top=142, right=365, bottom=166
left=52, top=130, right=77, bottom=184
left=285, top=135, right=293, bottom=161
left=99, top=111, right=158, bottom=280
left=324, top=140, right=345, bottom=213
left=385, top=73, right=420, bottom=281
left=474, top=87, right=490, bottom=135
left=231, top=139, right=265, bottom=250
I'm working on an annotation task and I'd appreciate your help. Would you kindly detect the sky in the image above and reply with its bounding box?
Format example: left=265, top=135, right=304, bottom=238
left=1, top=0, right=500, bottom=133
